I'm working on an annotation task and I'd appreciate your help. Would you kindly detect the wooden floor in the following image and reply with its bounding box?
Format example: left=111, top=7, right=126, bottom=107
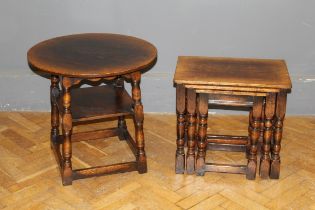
left=0, top=112, right=314, bottom=210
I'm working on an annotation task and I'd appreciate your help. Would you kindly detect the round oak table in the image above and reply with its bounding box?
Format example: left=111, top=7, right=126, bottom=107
left=28, top=33, right=157, bottom=185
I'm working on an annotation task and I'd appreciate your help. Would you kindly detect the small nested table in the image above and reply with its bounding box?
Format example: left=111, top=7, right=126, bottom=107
left=27, top=33, right=157, bottom=185
left=174, top=56, right=291, bottom=179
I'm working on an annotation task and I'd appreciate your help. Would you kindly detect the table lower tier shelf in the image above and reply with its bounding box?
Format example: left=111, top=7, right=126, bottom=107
left=57, top=85, right=134, bottom=122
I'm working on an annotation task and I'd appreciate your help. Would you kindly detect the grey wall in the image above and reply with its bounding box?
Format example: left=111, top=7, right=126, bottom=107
left=0, top=1, right=314, bottom=114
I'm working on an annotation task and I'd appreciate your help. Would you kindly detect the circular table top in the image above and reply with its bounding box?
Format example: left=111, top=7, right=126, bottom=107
left=27, top=33, right=157, bottom=78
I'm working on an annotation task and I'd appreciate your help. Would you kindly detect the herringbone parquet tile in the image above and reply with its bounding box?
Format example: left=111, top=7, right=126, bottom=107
left=0, top=112, right=314, bottom=209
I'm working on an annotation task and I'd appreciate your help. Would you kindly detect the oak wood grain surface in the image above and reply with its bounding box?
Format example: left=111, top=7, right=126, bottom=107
left=174, top=56, right=292, bottom=179
left=57, top=85, right=133, bottom=122
left=28, top=33, right=157, bottom=185
left=174, top=56, right=292, bottom=90
left=27, top=33, right=157, bottom=77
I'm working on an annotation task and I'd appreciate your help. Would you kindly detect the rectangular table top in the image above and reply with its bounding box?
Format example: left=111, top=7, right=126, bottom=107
left=173, top=56, right=292, bottom=90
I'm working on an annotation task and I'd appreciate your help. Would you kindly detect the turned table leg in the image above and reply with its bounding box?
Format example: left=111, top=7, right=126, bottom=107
left=175, top=84, right=186, bottom=174
left=260, top=101, right=266, bottom=156
left=61, top=78, right=73, bottom=185
left=270, top=91, right=287, bottom=179
left=260, top=93, right=276, bottom=179
left=131, top=72, right=147, bottom=174
left=247, top=110, right=253, bottom=158
left=186, top=89, right=197, bottom=174
left=196, top=93, right=208, bottom=176
left=50, top=75, right=60, bottom=144
left=246, top=97, right=263, bottom=180
left=118, top=116, right=127, bottom=140
left=115, top=77, right=128, bottom=141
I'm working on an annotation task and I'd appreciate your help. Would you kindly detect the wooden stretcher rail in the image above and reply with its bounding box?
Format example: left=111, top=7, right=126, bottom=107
left=71, top=128, right=119, bottom=142
left=124, top=131, right=138, bottom=157
left=207, top=143, right=247, bottom=152
left=73, top=162, right=138, bottom=180
left=208, top=94, right=254, bottom=107
left=207, top=134, right=248, bottom=145
left=205, top=163, right=247, bottom=174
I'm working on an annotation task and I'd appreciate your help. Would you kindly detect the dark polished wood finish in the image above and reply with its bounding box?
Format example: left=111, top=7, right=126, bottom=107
left=28, top=33, right=157, bottom=78
left=174, top=56, right=291, bottom=179
left=270, top=91, right=287, bottom=179
left=247, top=97, right=263, bottom=179
left=175, top=84, right=186, bottom=174
left=186, top=89, right=197, bottom=174
left=207, top=135, right=248, bottom=145
left=50, top=75, right=60, bottom=144
left=57, top=85, right=133, bottom=122
left=259, top=93, right=276, bottom=178
left=195, top=93, right=208, bottom=175
left=174, top=56, right=292, bottom=89
left=131, top=72, right=147, bottom=173
left=28, top=33, right=157, bottom=185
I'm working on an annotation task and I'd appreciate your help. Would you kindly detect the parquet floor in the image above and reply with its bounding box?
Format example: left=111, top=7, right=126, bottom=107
left=0, top=112, right=314, bottom=210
